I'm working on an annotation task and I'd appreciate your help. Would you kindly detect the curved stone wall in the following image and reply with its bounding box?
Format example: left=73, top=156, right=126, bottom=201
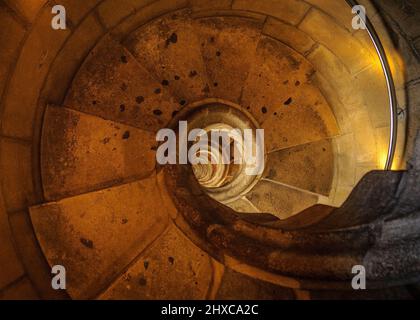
left=0, top=0, right=418, bottom=299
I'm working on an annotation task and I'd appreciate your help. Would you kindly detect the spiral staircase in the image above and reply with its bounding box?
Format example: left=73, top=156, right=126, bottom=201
left=0, top=0, right=420, bottom=300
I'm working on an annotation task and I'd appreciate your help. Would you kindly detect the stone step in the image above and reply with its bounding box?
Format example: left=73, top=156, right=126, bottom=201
left=124, top=9, right=210, bottom=104
left=246, top=180, right=319, bottom=220
left=264, top=139, right=334, bottom=196
left=194, top=15, right=264, bottom=103
left=29, top=174, right=172, bottom=299
left=65, top=35, right=178, bottom=132
left=99, top=224, right=213, bottom=300
left=41, top=106, right=156, bottom=201
left=241, top=35, right=339, bottom=153
left=215, top=267, right=295, bottom=300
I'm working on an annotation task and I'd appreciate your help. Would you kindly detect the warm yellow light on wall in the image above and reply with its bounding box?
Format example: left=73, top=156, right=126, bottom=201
left=379, top=151, right=388, bottom=169
left=379, top=150, right=401, bottom=170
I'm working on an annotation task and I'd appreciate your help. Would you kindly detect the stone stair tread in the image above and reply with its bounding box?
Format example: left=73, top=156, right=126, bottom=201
left=41, top=106, right=156, bottom=201
left=241, top=35, right=339, bottom=152
left=264, top=139, right=334, bottom=196
left=65, top=35, right=178, bottom=132
left=124, top=10, right=210, bottom=104
left=226, top=197, right=260, bottom=214
left=246, top=180, right=319, bottom=220
left=99, top=224, right=213, bottom=300
left=195, top=16, right=264, bottom=103
left=29, top=174, right=170, bottom=299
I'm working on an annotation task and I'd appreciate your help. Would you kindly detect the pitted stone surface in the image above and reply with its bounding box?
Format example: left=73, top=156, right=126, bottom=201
left=42, top=106, right=156, bottom=200
left=265, top=139, right=334, bottom=196
left=66, top=36, right=178, bottom=132
left=100, top=224, right=213, bottom=300
left=242, top=36, right=338, bottom=153
left=30, top=175, right=169, bottom=299
left=246, top=180, right=319, bottom=219
left=196, top=16, right=263, bottom=103
left=125, top=10, right=210, bottom=103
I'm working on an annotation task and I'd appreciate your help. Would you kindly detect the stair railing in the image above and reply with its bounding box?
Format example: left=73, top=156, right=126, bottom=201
left=346, top=0, right=398, bottom=170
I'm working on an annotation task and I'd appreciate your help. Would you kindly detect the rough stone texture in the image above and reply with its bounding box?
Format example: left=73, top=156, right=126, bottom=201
left=41, top=106, right=156, bottom=200
left=363, top=134, right=420, bottom=281
left=125, top=10, right=210, bottom=104
left=0, top=194, right=24, bottom=290
left=263, top=17, right=315, bottom=56
left=42, top=14, right=105, bottom=105
left=373, top=0, right=420, bottom=39
left=311, top=171, right=403, bottom=230
left=1, top=7, right=70, bottom=139
left=166, top=160, right=419, bottom=285
left=232, top=0, right=310, bottom=26
left=216, top=268, right=294, bottom=299
left=242, top=36, right=338, bottom=153
left=388, top=131, right=420, bottom=217
left=247, top=180, right=318, bottom=219
left=196, top=16, right=263, bottom=103
left=413, top=37, right=420, bottom=57
left=0, top=277, right=39, bottom=300
left=264, top=139, right=334, bottom=196
left=405, top=79, right=420, bottom=162
left=364, top=237, right=420, bottom=282
left=66, top=36, right=178, bottom=132
left=0, top=138, right=34, bottom=211
left=30, top=175, right=170, bottom=299
left=101, top=224, right=213, bottom=300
